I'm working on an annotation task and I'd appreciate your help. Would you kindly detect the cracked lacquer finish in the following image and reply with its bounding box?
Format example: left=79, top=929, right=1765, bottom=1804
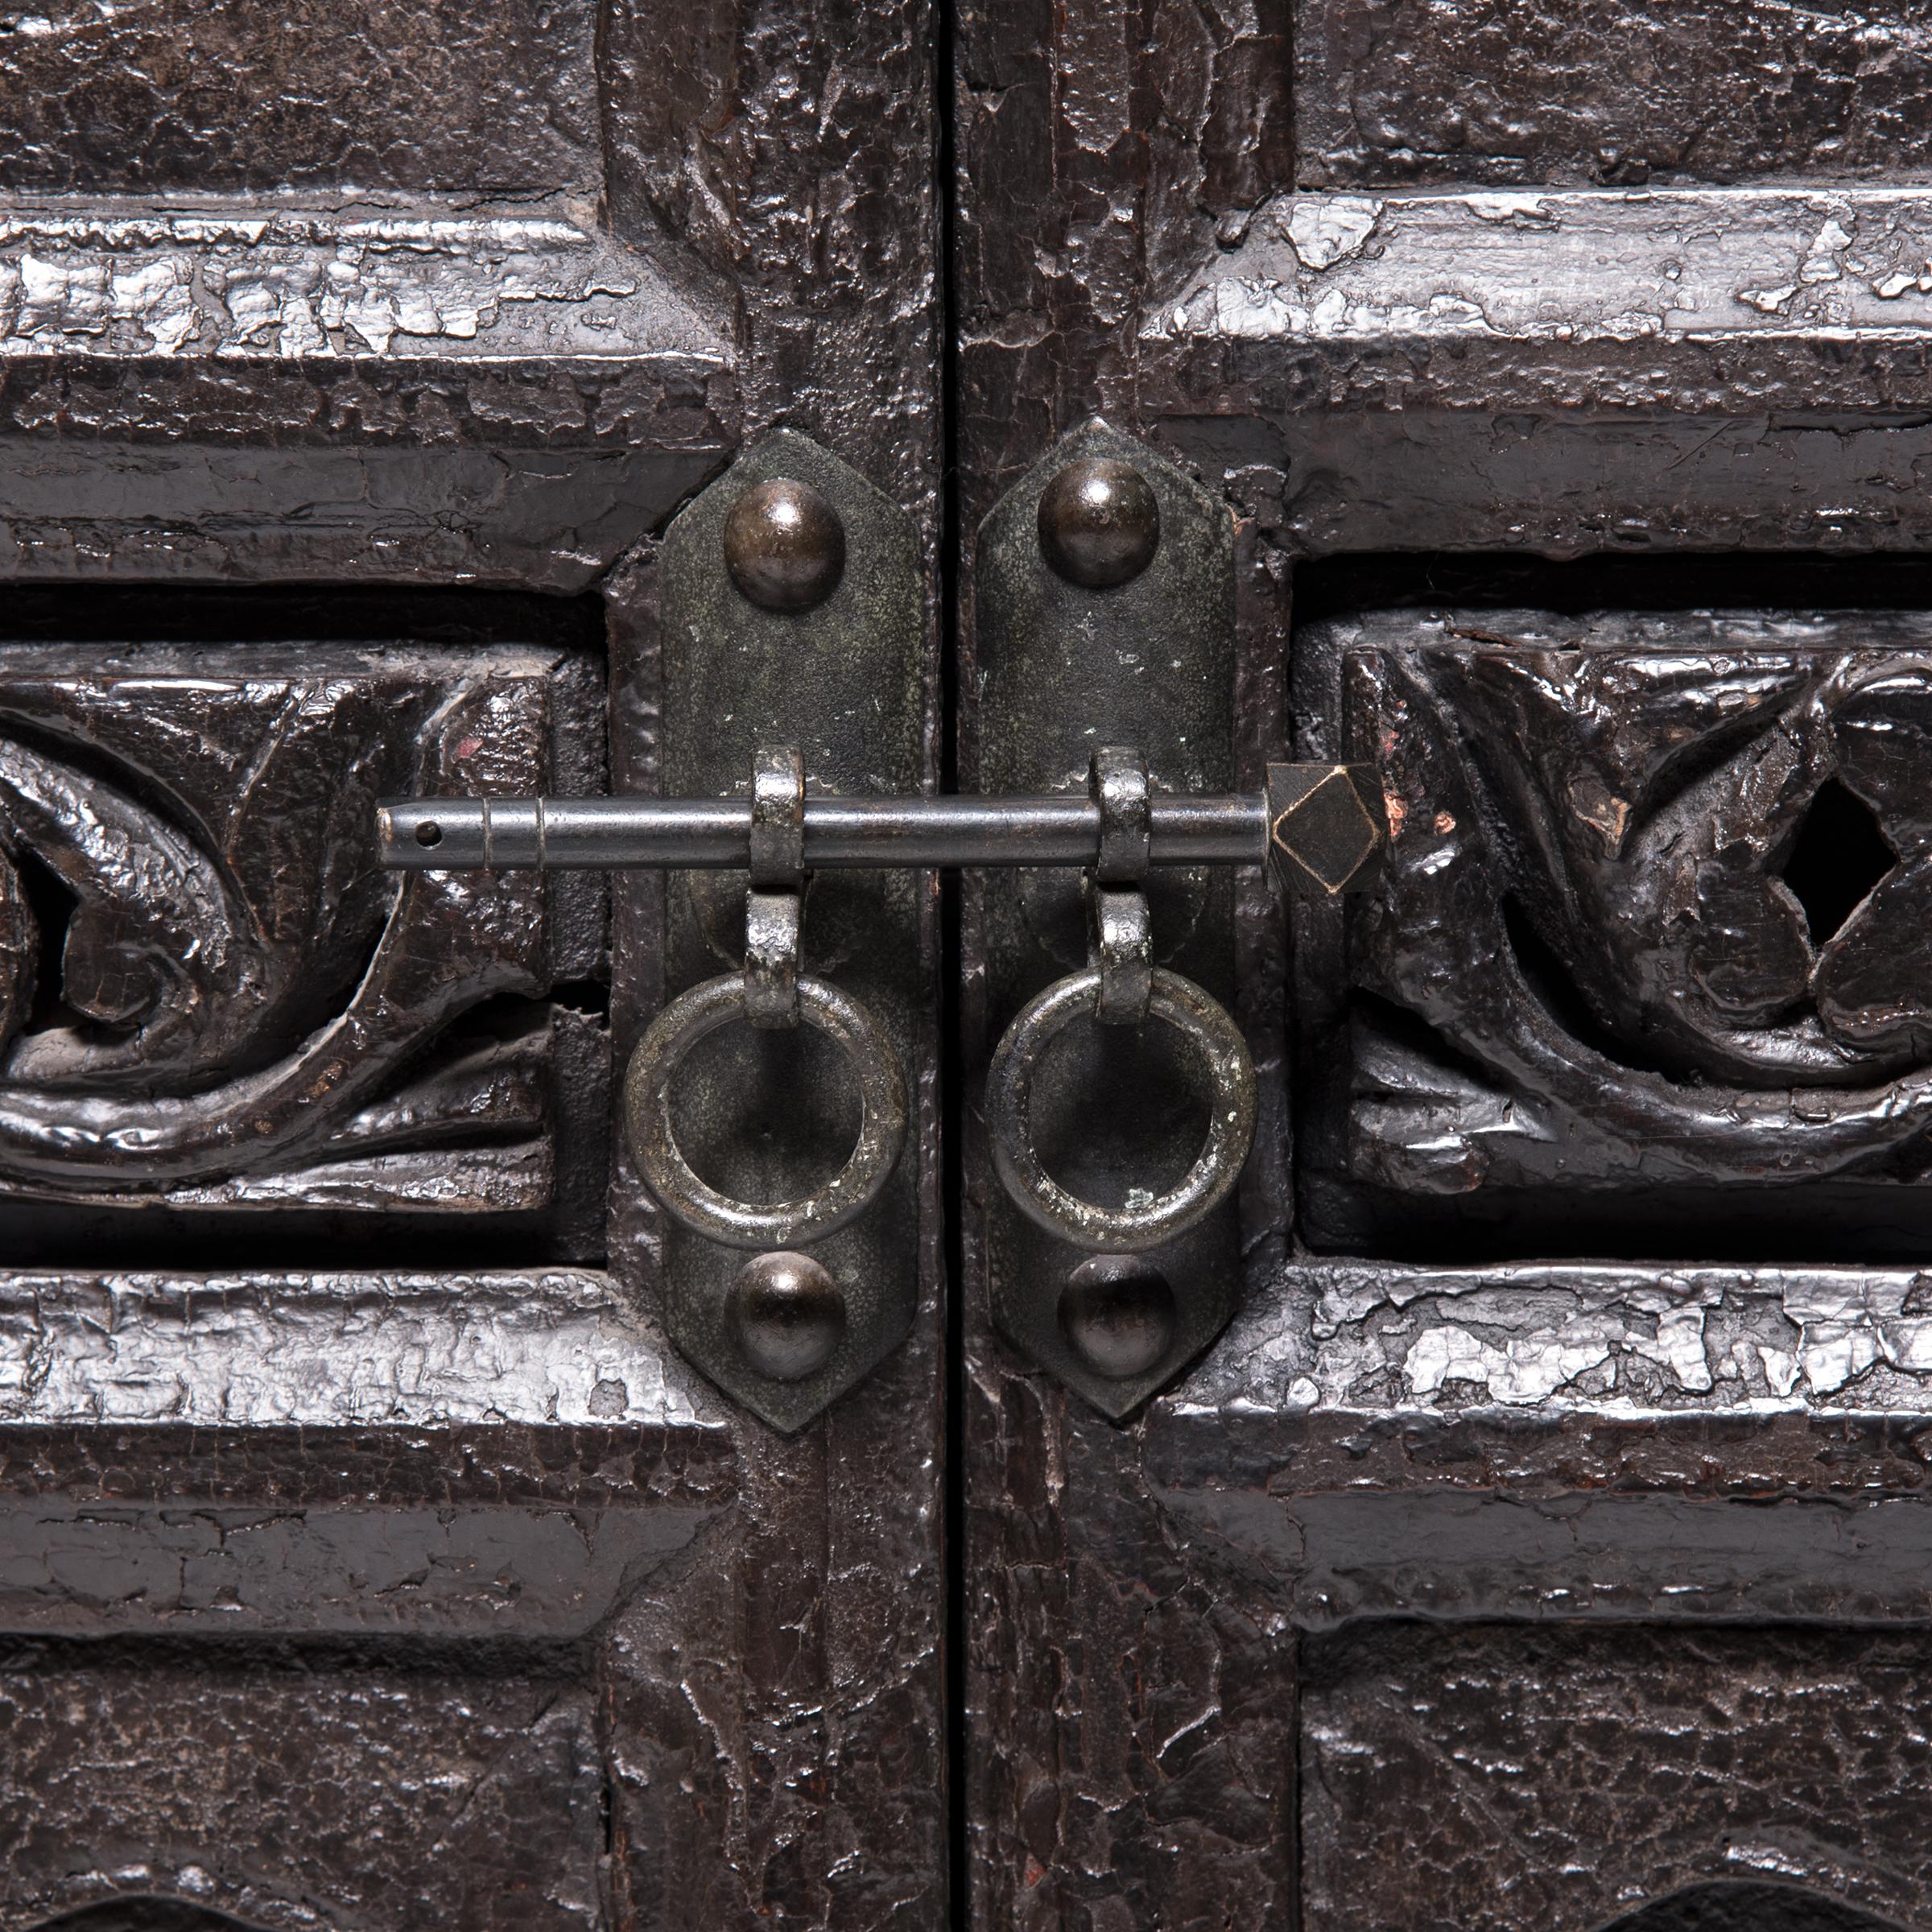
left=1302, top=1625, right=1932, bottom=1932
left=957, top=4, right=1302, bottom=1925
left=586, top=0, right=950, bottom=1919
left=0, top=0, right=603, bottom=196
left=1154, top=1259, right=1932, bottom=1624
left=0, top=1275, right=728, bottom=1916
left=0, top=0, right=943, bottom=1922
left=0, top=1653, right=607, bottom=1932
left=956, top=0, right=1305, bottom=1917
left=0, top=1269, right=731, bottom=1636
left=0, top=642, right=607, bottom=1256
left=1294, top=612, right=1932, bottom=1255
left=1146, top=186, right=1932, bottom=555
left=959, top=0, right=1932, bottom=1923
left=0, top=0, right=737, bottom=589
left=0, top=200, right=730, bottom=586
left=1296, top=0, right=1932, bottom=188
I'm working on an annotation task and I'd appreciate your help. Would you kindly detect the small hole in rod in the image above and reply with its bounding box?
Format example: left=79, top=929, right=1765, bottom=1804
left=415, top=820, right=443, bottom=848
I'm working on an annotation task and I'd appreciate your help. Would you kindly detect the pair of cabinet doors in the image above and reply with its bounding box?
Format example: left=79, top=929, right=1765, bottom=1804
left=3, top=0, right=1931, bottom=1927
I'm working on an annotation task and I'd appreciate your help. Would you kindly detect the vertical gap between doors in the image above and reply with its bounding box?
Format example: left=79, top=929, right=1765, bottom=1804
left=935, top=0, right=970, bottom=1920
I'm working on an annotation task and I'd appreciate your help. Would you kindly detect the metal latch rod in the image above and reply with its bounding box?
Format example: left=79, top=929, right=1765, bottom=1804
left=377, top=792, right=1271, bottom=873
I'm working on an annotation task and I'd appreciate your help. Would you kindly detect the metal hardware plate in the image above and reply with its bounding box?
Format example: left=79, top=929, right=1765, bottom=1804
left=654, top=432, right=925, bottom=1430
left=973, top=419, right=1241, bottom=1418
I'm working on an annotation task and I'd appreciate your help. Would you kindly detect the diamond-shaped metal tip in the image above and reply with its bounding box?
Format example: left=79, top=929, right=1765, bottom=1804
left=1267, top=762, right=1386, bottom=896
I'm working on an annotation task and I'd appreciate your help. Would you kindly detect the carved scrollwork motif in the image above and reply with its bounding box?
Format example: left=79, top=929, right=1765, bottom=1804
left=1599, top=1884, right=1922, bottom=1932
left=1301, top=612, right=1932, bottom=1249
left=0, top=643, right=601, bottom=1215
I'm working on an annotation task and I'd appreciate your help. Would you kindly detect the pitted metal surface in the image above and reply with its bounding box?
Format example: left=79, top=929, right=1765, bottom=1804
left=625, top=970, right=906, bottom=1252
left=974, top=421, right=1245, bottom=1418
left=651, top=432, right=927, bottom=1433
left=987, top=964, right=1255, bottom=1253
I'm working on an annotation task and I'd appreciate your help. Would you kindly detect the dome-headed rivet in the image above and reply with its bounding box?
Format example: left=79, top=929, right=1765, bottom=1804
left=724, top=477, right=847, bottom=613
left=1058, top=1255, right=1176, bottom=1380
left=1038, top=459, right=1160, bottom=588
left=729, top=1250, right=847, bottom=1381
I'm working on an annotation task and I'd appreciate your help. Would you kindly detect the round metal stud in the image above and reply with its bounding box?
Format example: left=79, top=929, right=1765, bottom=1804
left=729, top=1251, right=847, bottom=1382
left=723, top=477, right=847, bottom=613
left=625, top=971, right=906, bottom=1249
left=1037, top=459, right=1160, bottom=588
left=1059, top=1255, right=1176, bottom=1380
left=986, top=964, right=1257, bottom=1252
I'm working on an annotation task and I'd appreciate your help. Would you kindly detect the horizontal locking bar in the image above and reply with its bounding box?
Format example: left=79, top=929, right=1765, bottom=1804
left=376, top=793, right=1271, bottom=872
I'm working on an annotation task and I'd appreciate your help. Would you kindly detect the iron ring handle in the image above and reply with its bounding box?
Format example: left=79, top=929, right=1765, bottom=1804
left=986, top=965, right=1257, bottom=1253
left=625, top=972, right=907, bottom=1249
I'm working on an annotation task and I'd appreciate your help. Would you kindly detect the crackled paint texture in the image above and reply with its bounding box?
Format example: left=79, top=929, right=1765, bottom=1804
left=1191, top=1261, right=1932, bottom=1419
left=0, top=643, right=608, bottom=1250
left=958, top=10, right=1300, bottom=1924
left=1303, top=1625, right=1932, bottom=1932
left=0, top=1271, right=734, bottom=1637
left=1296, top=0, right=1932, bottom=187
left=0, top=0, right=603, bottom=196
left=960, top=0, right=1932, bottom=1922
left=1137, top=181, right=1932, bottom=552
left=0, top=1655, right=605, bottom=1931
left=1160, top=190, right=1932, bottom=345
left=0, top=0, right=945, bottom=1923
left=1290, top=613, right=1932, bottom=1256
left=0, top=212, right=712, bottom=361
left=0, top=0, right=738, bottom=586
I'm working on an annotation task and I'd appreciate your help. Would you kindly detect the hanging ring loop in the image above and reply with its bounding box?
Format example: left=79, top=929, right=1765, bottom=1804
left=986, top=965, right=1256, bottom=1253
left=625, top=972, right=907, bottom=1248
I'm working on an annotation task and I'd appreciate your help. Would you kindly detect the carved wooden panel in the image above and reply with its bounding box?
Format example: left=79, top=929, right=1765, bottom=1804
left=1295, top=609, right=1932, bottom=1257
left=0, top=0, right=603, bottom=196
left=1302, top=1623, right=1932, bottom=1932
left=1295, top=0, right=1932, bottom=188
left=0, top=638, right=606, bottom=1255
left=0, top=1649, right=604, bottom=1930
left=0, top=0, right=946, bottom=1915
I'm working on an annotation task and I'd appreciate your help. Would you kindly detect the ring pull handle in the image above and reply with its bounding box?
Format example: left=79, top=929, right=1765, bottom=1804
left=625, top=745, right=908, bottom=1248
left=987, top=746, right=1257, bottom=1253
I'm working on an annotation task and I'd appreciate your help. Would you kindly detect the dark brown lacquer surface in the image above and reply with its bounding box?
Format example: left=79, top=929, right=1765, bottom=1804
left=956, top=3, right=1299, bottom=1926
left=1296, top=0, right=1932, bottom=187
left=1295, top=610, right=1932, bottom=1257
left=959, top=0, right=1932, bottom=1915
left=0, top=640, right=605, bottom=1254
left=0, top=0, right=603, bottom=195
left=1303, top=1625, right=1932, bottom=1932
left=0, top=0, right=944, bottom=1925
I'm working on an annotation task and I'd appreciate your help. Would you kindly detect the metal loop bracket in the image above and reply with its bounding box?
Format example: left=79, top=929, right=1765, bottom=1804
left=1089, top=745, right=1150, bottom=883
left=743, top=889, right=803, bottom=1028
left=985, top=964, right=1257, bottom=1253
left=749, top=744, right=806, bottom=888
left=744, top=745, right=806, bottom=1027
left=1088, top=885, right=1152, bottom=1025
left=625, top=972, right=908, bottom=1249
